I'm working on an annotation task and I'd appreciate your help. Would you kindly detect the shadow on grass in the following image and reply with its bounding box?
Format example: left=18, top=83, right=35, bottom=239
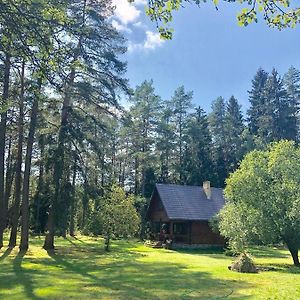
left=174, top=247, right=225, bottom=256
left=256, top=263, right=300, bottom=274
left=43, top=244, right=252, bottom=299
left=247, top=246, right=289, bottom=258
left=13, top=250, right=43, bottom=300
left=0, top=247, right=13, bottom=261
left=71, top=236, right=85, bottom=243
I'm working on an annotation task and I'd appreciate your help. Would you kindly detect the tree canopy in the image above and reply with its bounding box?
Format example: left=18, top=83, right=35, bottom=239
left=100, top=185, right=140, bottom=251
left=139, top=0, right=300, bottom=38
left=219, top=140, right=300, bottom=266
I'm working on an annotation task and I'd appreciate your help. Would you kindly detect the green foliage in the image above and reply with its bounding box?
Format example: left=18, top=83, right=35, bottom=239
left=100, top=185, right=140, bottom=250
left=170, top=86, right=193, bottom=183
left=247, top=67, right=298, bottom=144
left=140, top=0, right=300, bottom=39
left=183, top=106, right=215, bottom=185
left=219, top=140, right=300, bottom=265
left=83, top=209, right=103, bottom=236
left=248, top=68, right=269, bottom=135
left=126, top=80, right=162, bottom=195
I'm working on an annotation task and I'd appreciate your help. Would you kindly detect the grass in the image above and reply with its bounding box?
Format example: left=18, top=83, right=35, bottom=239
left=0, top=235, right=299, bottom=299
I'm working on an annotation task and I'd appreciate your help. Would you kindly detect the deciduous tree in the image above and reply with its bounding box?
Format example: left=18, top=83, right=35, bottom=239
left=219, top=140, right=300, bottom=266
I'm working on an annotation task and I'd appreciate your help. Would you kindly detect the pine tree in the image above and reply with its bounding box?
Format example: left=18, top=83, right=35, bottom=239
left=43, top=0, right=128, bottom=249
left=183, top=106, right=215, bottom=185
left=283, top=66, right=300, bottom=141
left=224, top=96, right=245, bottom=173
left=209, top=96, right=227, bottom=186
left=247, top=68, right=268, bottom=135
left=263, top=68, right=296, bottom=142
left=170, top=86, right=193, bottom=183
left=127, top=80, right=162, bottom=196
left=156, top=102, right=175, bottom=183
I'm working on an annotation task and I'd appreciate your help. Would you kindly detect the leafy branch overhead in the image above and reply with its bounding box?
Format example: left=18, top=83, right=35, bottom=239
left=131, top=0, right=300, bottom=39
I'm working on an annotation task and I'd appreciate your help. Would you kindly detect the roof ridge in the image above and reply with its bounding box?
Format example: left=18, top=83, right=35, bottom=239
left=156, top=183, right=223, bottom=189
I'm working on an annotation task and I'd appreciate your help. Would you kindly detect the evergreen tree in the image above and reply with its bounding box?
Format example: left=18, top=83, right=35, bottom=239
left=264, top=68, right=297, bottom=141
left=127, top=80, right=162, bottom=196
left=183, top=106, right=215, bottom=185
left=209, top=96, right=227, bottom=186
left=43, top=0, right=128, bottom=249
left=224, top=96, right=245, bottom=173
left=247, top=68, right=268, bottom=135
left=283, top=66, right=300, bottom=141
left=170, top=86, right=193, bottom=183
left=156, top=101, right=175, bottom=183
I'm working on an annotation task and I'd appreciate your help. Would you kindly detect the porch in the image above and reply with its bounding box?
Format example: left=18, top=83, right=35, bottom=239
left=150, top=221, right=192, bottom=244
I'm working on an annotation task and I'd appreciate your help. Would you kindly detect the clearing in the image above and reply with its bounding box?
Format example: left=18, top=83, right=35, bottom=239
left=0, top=236, right=299, bottom=299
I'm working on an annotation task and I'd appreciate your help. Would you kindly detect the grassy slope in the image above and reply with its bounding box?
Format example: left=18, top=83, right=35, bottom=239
left=0, top=236, right=299, bottom=300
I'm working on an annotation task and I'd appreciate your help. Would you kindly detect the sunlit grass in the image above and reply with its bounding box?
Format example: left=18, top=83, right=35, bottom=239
left=0, top=234, right=299, bottom=299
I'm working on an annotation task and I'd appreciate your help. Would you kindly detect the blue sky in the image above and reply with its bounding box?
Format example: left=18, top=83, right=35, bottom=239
left=113, top=1, right=300, bottom=112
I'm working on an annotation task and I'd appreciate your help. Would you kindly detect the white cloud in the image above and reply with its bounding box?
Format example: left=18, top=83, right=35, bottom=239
left=133, top=21, right=147, bottom=29
left=133, top=0, right=147, bottom=5
left=112, top=0, right=141, bottom=25
left=127, top=41, right=143, bottom=52
left=111, top=20, right=132, bottom=33
left=111, top=1, right=163, bottom=52
left=144, top=31, right=165, bottom=50
left=127, top=30, right=165, bottom=52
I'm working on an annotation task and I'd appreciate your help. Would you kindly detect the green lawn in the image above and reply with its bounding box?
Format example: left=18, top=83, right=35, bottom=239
left=0, top=235, right=299, bottom=299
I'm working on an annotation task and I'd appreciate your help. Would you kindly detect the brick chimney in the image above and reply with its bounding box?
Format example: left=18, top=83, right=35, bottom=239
left=203, top=181, right=211, bottom=199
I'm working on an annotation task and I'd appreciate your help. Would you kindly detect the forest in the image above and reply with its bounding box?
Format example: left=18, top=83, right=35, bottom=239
left=0, top=0, right=300, bottom=252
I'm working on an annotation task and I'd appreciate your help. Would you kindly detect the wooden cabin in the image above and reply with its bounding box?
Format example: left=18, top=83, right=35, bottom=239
left=146, top=181, right=226, bottom=246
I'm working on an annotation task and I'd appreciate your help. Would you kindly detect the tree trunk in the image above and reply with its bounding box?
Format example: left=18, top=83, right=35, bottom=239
left=134, top=157, right=139, bottom=195
left=286, top=240, right=300, bottom=266
left=3, top=137, right=15, bottom=228
left=69, top=161, right=77, bottom=237
left=81, top=182, right=88, bottom=228
left=0, top=52, right=11, bottom=248
left=43, top=0, right=86, bottom=249
left=4, top=137, right=14, bottom=205
left=20, top=73, right=40, bottom=251
left=105, top=235, right=110, bottom=251
left=43, top=205, right=54, bottom=250
left=44, top=64, right=76, bottom=250
left=9, top=62, right=25, bottom=248
left=35, top=135, right=45, bottom=235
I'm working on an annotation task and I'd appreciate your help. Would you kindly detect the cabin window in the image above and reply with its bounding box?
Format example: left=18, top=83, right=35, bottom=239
left=173, top=222, right=188, bottom=235
left=152, top=222, right=170, bottom=234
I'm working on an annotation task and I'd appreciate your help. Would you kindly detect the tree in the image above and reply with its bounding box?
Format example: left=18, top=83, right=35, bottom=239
left=247, top=68, right=269, bottom=136
left=248, top=68, right=298, bottom=144
left=209, top=96, right=227, bottom=186
left=224, top=96, right=245, bottom=173
left=127, top=80, right=162, bottom=196
left=183, top=106, right=215, bottom=185
left=43, top=0, right=128, bottom=250
left=219, top=140, right=300, bottom=266
left=100, top=185, right=140, bottom=251
left=170, top=86, right=193, bottom=183
left=156, top=101, right=175, bottom=183
left=140, top=0, right=300, bottom=39
left=283, top=66, right=300, bottom=141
